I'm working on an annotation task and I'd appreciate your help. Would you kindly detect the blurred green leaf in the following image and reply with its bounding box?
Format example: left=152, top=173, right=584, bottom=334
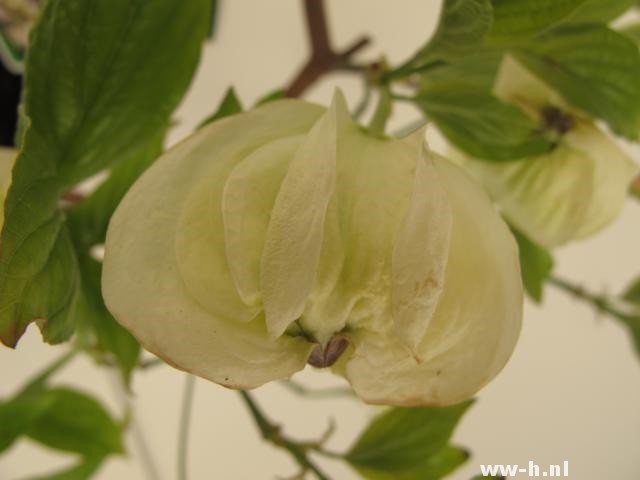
left=199, top=87, right=243, bottom=128
left=420, top=49, right=504, bottom=91
left=416, top=0, right=493, bottom=63
left=621, top=23, right=640, bottom=43
left=345, top=401, right=473, bottom=479
left=25, top=388, right=123, bottom=457
left=511, top=227, right=554, bottom=303
left=0, top=394, right=54, bottom=454
left=514, top=25, right=640, bottom=139
left=352, top=446, right=469, bottom=480
left=0, top=0, right=209, bottom=347
left=416, top=87, right=553, bottom=161
left=488, top=0, right=636, bottom=44
left=26, top=455, right=105, bottom=480
left=255, top=88, right=286, bottom=106
left=622, top=277, right=640, bottom=305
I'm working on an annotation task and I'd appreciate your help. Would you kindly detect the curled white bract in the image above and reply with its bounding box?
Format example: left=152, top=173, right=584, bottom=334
left=102, top=91, right=522, bottom=406
left=456, top=55, right=639, bottom=248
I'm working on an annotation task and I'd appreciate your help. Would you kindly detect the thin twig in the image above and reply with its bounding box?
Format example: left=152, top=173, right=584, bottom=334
left=548, top=276, right=634, bottom=321
left=177, top=375, right=197, bottom=480
left=285, top=0, right=370, bottom=98
left=239, top=390, right=331, bottom=480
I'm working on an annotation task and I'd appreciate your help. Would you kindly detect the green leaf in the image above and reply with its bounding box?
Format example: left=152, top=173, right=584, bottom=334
left=0, top=394, right=54, bottom=454
left=68, top=132, right=164, bottom=250
left=616, top=314, right=640, bottom=357
left=622, top=277, right=640, bottom=304
left=25, top=387, right=123, bottom=457
left=621, top=23, right=640, bottom=44
left=75, top=255, right=141, bottom=387
left=511, top=227, right=554, bottom=302
left=199, top=87, right=243, bottom=128
left=420, top=49, right=504, bottom=91
left=26, top=455, right=105, bottom=480
left=514, top=25, right=640, bottom=139
left=415, top=0, right=493, bottom=63
left=0, top=0, right=209, bottom=347
left=488, top=0, right=636, bottom=44
left=67, top=134, right=163, bottom=386
left=345, top=401, right=473, bottom=479
left=416, top=87, right=553, bottom=161
left=352, top=446, right=469, bottom=480
left=255, top=88, right=286, bottom=106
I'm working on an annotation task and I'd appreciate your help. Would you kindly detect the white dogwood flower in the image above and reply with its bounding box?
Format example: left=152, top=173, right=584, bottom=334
left=102, top=91, right=522, bottom=406
left=457, top=55, right=638, bottom=248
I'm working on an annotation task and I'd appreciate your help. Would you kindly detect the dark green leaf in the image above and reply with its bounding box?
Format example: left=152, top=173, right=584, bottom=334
left=0, top=0, right=209, bottom=347
left=415, top=0, right=493, bottom=63
left=346, top=401, right=473, bottom=478
left=25, top=388, right=123, bottom=457
left=511, top=227, right=554, bottom=302
left=488, top=0, right=636, bottom=44
left=199, top=87, right=243, bottom=128
left=416, top=87, right=553, bottom=161
left=514, top=25, right=640, bottom=139
left=622, top=277, right=640, bottom=305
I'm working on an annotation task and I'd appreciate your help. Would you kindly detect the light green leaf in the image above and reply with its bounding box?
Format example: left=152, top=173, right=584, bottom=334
left=511, top=227, right=554, bottom=303
left=416, top=0, right=493, bottom=63
left=345, top=401, right=473, bottom=478
left=0, top=0, right=209, bottom=347
left=25, top=387, right=123, bottom=458
left=199, top=87, right=243, bottom=128
left=416, top=87, right=553, bottom=161
left=488, top=0, right=636, bottom=44
left=514, top=25, right=640, bottom=139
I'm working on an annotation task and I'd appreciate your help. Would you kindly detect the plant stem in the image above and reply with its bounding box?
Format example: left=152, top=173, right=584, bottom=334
left=239, top=390, right=331, bottom=480
left=285, top=0, right=370, bottom=97
left=548, top=276, right=633, bottom=320
left=177, top=375, right=196, bottom=480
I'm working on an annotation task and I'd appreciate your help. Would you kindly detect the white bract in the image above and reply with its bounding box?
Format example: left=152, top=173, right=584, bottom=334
left=102, top=91, right=522, bottom=406
left=456, top=55, right=639, bottom=248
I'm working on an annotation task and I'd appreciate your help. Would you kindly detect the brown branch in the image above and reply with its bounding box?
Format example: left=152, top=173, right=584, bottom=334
left=285, top=0, right=371, bottom=98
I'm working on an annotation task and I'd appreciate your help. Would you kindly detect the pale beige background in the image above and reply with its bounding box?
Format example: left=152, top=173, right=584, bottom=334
left=2, top=1, right=640, bottom=479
